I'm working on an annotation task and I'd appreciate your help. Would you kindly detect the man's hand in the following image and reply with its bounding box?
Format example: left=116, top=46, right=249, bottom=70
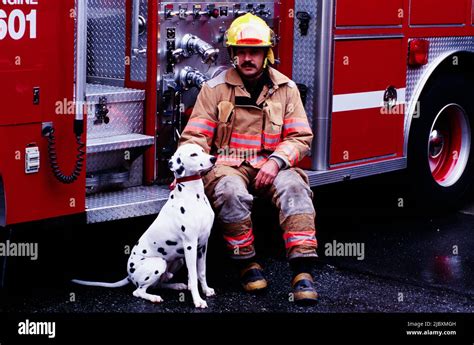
left=254, top=159, right=280, bottom=190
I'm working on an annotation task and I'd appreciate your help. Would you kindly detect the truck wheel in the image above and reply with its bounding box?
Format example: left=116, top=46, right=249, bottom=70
left=408, top=73, right=474, bottom=210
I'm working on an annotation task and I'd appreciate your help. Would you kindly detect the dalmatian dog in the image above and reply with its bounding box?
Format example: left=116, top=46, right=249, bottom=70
left=72, top=144, right=216, bottom=308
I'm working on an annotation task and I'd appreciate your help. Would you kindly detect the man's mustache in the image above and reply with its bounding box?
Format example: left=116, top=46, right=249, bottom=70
left=241, top=61, right=256, bottom=68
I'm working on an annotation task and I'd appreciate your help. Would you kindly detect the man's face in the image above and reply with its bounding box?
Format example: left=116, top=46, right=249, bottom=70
left=234, top=47, right=266, bottom=80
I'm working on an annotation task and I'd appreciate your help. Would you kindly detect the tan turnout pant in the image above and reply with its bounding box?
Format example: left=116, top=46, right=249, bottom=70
left=203, top=163, right=318, bottom=260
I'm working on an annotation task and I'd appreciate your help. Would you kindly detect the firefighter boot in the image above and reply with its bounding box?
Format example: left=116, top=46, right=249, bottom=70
left=291, top=273, right=318, bottom=305
left=239, top=262, right=268, bottom=293
left=290, top=258, right=318, bottom=305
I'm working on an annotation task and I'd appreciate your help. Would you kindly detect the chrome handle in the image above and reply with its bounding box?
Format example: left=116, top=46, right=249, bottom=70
left=131, top=0, right=147, bottom=57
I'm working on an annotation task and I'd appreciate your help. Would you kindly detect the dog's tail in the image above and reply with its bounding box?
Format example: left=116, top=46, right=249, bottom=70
left=71, top=277, right=129, bottom=288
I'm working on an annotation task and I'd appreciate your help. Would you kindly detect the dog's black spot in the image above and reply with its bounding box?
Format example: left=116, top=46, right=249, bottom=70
left=141, top=258, right=145, bottom=261
left=180, top=207, right=185, bottom=214
left=171, top=194, right=174, bottom=199
left=130, top=262, right=135, bottom=267
left=178, top=185, right=182, bottom=192
left=181, top=225, right=185, bottom=232
left=176, top=166, right=185, bottom=175
left=142, top=249, right=147, bottom=254
left=133, top=252, right=136, bottom=255
left=158, top=247, right=165, bottom=254
left=155, top=270, right=159, bottom=275
left=198, top=251, right=203, bottom=259
left=145, top=277, right=150, bottom=281
left=187, top=246, right=192, bottom=251
left=177, top=157, right=182, bottom=164
left=200, top=163, right=204, bottom=167
left=197, top=194, right=200, bottom=199
left=190, top=153, right=198, bottom=157
left=177, top=248, right=184, bottom=255
left=166, top=240, right=178, bottom=246
left=130, top=268, right=136, bottom=273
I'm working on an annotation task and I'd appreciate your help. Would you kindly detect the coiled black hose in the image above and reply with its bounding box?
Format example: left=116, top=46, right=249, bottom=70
left=45, top=127, right=85, bottom=184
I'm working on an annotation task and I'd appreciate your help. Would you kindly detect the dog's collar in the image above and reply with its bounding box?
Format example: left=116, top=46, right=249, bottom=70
left=169, top=175, right=202, bottom=191
left=175, top=175, right=202, bottom=184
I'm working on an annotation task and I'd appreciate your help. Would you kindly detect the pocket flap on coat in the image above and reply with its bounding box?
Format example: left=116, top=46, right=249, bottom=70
left=266, top=102, right=283, bottom=125
left=217, top=101, right=235, bottom=123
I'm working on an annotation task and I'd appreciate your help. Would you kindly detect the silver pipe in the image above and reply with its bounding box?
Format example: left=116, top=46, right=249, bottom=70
left=75, top=0, right=87, bottom=121
left=177, top=66, right=209, bottom=90
left=131, top=0, right=139, bottom=55
left=179, top=34, right=219, bottom=64
left=313, top=0, right=335, bottom=171
left=131, top=0, right=146, bottom=56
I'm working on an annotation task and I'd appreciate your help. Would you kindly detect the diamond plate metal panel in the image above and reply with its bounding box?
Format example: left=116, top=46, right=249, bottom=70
left=86, top=84, right=145, bottom=139
left=87, top=134, right=154, bottom=153
left=406, top=36, right=474, bottom=109
left=405, top=36, right=474, bottom=154
left=86, top=185, right=170, bottom=223
left=86, top=84, right=145, bottom=103
left=87, top=0, right=126, bottom=80
left=86, top=152, right=144, bottom=192
left=130, top=0, right=148, bottom=82
left=87, top=102, right=144, bottom=139
left=292, top=0, right=319, bottom=127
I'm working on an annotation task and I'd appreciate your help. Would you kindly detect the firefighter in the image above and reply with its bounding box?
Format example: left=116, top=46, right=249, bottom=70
left=179, top=13, right=318, bottom=304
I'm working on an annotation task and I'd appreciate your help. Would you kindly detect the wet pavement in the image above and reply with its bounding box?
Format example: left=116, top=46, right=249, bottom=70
left=0, top=170, right=473, bottom=314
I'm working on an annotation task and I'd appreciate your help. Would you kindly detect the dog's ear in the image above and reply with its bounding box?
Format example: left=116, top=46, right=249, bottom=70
left=168, top=158, right=175, bottom=171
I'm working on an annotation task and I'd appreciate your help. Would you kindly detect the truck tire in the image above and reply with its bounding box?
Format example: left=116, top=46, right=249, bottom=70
left=408, top=72, right=474, bottom=210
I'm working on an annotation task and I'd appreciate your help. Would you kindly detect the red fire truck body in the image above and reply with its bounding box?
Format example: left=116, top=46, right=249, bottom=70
left=0, top=0, right=473, bottom=226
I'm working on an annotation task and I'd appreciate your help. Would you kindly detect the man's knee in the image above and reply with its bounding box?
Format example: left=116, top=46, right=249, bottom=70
left=273, top=169, right=315, bottom=218
left=214, top=175, right=253, bottom=223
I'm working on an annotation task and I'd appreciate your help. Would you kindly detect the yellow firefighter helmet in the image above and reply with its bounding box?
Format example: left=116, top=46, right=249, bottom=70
left=224, top=13, right=275, bottom=67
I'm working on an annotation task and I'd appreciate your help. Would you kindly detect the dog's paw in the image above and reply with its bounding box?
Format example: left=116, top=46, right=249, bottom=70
left=150, top=295, right=164, bottom=304
left=194, top=298, right=208, bottom=309
left=203, top=287, right=216, bottom=297
left=161, top=272, right=174, bottom=282
left=174, top=283, right=188, bottom=290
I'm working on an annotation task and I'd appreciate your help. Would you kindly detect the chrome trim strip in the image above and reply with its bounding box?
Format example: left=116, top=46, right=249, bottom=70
left=0, top=176, right=5, bottom=227
left=306, top=157, right=407, bottom=187
left=329, top=153, right=397, bottom=168
left=409, top=24, right=466, bottom=28
left=76, top=0, right=87, bottom=121
left=313, top=0, right=335, bottom=171
left=336, top=25, right=403, bottom=30
left=335, top=34, right=404, bottom=41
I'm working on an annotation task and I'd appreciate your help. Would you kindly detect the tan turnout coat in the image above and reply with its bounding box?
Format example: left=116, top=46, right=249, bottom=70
left=179, top=67, right=313, bottom=169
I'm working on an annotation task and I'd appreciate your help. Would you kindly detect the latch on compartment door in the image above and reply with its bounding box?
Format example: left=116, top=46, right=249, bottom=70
left=296, top=11, right=312, bottom=36
left=25, top=145, right=40, bottom=174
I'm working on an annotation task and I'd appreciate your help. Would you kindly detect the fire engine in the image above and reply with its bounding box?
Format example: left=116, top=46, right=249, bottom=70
left=0, top=0, right=473, bottom=227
